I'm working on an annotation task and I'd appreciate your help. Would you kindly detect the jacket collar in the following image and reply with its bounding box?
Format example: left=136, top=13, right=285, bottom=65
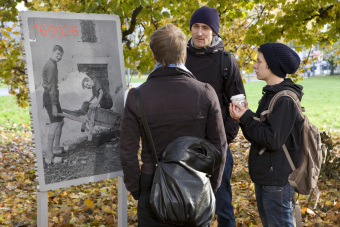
left=187, top=35, right=224, bottom=56
left=153, top=62, right=192, bottom=75
left=147, top=67, right=196, bottom=81
left=262, top=78, right=304, bottom=100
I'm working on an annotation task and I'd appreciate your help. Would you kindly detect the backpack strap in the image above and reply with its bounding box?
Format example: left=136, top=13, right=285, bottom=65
left=283, top=144, right=296, bottom=171
left=293, top=198, right=302, bottom=227
left=220, top=50, right=231, bottom=81
left=266, top=90, right=303, bottom=119
left=134, top=86, right=159, bottom=166
left=220, top=51, right=231, bottom=103
left=292, top=187, right=321, bottom=227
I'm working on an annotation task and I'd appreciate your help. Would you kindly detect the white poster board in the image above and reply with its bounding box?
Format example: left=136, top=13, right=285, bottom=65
left=20, top=10, right=126, bottom=192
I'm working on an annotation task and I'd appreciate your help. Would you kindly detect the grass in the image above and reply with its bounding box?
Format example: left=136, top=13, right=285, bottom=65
left=244, top=75, right=340, bottom=131
left=0, top=96, right=31, bottom=130
left=1, top=75, right=339, bottom=131
left=127, top=74, right=149, bottom=84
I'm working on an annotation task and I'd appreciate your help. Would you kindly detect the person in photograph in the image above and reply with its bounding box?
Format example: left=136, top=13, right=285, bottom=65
left=229, top=43, right=302, bottom=226
left=42, top=45, right=65, bottom=165
left=79, top=76, right=113, bottom=132
left=119, top=23, right=227, bottom=226
left=185, top=6, right=246, bottom=227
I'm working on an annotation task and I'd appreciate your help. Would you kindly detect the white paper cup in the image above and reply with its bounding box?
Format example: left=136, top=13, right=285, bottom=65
left=231, top=94, right=245, bottom=112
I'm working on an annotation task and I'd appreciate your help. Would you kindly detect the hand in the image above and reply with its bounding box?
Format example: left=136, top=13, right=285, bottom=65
left=89, top=103, right=98, bottom=110
left=229, top=100, right=248, bottom=122
left=52, top=105, right=58, bottom=116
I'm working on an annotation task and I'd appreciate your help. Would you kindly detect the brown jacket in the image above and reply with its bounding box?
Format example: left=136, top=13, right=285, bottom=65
left=119, top=67, right=227, bottom=197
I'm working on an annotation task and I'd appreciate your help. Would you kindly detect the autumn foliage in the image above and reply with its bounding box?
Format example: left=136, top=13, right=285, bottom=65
left=0, top=124, right=339, bottom=226
left=0, top=0, right=339, bottom=107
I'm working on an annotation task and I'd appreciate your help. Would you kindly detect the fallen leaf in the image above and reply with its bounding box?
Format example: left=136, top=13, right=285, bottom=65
left=84, top=198, right=95, bottom=209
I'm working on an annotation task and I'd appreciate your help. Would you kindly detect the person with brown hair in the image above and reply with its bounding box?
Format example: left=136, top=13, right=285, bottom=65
left=119, top=23, right=227, bottom=226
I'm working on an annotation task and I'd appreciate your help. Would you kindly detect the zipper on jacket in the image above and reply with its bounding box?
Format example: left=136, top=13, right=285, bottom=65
left=270, top=153, right=273, bottom=172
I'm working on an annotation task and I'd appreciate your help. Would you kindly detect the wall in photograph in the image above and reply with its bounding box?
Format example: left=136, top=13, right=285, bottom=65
left=20, top=11, right=126, bottom=191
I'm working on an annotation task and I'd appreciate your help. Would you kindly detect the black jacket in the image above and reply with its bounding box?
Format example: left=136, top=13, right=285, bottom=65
left=120, top=67, right=227, bottom=197
left=186, top=37, right=245, bottom=144
left=240, top=78, right=304, bottom=186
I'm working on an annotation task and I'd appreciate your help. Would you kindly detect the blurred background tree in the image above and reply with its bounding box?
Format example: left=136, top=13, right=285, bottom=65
left=0, top=0, right=339, bottom=107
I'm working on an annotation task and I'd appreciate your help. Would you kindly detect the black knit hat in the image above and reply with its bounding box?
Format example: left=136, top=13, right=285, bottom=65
left=260, top=43, right=301, bottom=78
left=190, top=6, right=220, bottom=34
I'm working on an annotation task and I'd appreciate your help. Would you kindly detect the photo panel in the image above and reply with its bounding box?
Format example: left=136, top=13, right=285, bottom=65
left=20, top=11, right=126, bottom=191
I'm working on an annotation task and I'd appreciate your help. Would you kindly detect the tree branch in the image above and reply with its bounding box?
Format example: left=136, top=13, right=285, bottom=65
left=304, top=5, right=334, bottom=21
left=12, top=67, right=25, bottom=75
left=122, top=5, right=143, bottom=46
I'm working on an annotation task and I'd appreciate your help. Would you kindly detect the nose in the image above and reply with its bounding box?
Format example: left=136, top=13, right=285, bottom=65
left=196, top=27, right=202, bottom=35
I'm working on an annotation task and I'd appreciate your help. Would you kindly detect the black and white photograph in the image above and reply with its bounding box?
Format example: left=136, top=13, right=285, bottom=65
left=20, top=11, right=126, bottom=191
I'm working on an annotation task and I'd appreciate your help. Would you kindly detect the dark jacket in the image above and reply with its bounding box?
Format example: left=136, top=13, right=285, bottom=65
left=42, top=58, right=59, bottom=105
left=239, top=78, right=304, bottom=186
left=119, top=67, right=227, bottom=198
left=186, top=37, right=245, bottom=144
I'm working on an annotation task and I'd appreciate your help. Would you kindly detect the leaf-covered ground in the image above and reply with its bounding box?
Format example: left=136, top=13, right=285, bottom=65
left=0, top=125, right=339, bottom=226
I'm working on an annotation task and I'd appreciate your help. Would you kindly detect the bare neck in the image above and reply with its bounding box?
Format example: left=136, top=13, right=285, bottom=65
left=266, top=74, right=284, bottom=85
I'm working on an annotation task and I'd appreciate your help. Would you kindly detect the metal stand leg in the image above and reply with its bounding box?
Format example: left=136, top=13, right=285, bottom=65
left=118, top=176, right=128, bottom=227
left=37, top=191, right=48, bottom=226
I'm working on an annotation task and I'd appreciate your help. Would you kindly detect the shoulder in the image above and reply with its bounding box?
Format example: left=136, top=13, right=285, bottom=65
left=43, top=59, right=56, bottom=71
left=202, top=82, right=219, bottom=101
left=94, top=79, right=102, bottom=88
left=220, top=51, right=239, bottom=70
left=227, top=53, right=239, bottom=68
left=270, top=93, right=300, bottom=114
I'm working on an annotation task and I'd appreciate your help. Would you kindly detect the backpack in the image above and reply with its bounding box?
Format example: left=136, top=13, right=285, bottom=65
left=134, top=87, right=222, bottom=227
left=258, top=90, right=327, bottom=226
left=150, top=136, right=221, bottom=226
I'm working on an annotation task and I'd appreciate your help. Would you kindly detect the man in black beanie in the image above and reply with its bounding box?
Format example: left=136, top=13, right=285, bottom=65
left=186, top=5, right=245, bottom=227
left=229, top=42, right=303, bottom=227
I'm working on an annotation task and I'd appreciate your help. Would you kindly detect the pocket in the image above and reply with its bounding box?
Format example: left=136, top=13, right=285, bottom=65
left=263, top=185, right=282, bottom=193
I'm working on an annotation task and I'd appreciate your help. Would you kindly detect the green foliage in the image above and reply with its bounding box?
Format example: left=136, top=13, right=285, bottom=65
left=0, top=0, right=339, bottom=107
left=322, top=42, right=340, bottom=75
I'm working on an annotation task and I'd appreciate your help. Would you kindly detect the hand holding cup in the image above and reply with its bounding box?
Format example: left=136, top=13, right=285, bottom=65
left=229, top=94, right=248, bottom=122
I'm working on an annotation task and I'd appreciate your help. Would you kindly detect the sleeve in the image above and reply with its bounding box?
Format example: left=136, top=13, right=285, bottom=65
left=239, top=97, right=299, bottom=151
left=205, top=84, right=228, bottom=192
left=223, top=55, right=246, bottom=144
left=119, top=88, right=142, bottom=198
left=46, top=64, right=58, bottom=105
left=239, top=110, right=255, bottom=143
left=94, top=80, right=103, bottom=94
